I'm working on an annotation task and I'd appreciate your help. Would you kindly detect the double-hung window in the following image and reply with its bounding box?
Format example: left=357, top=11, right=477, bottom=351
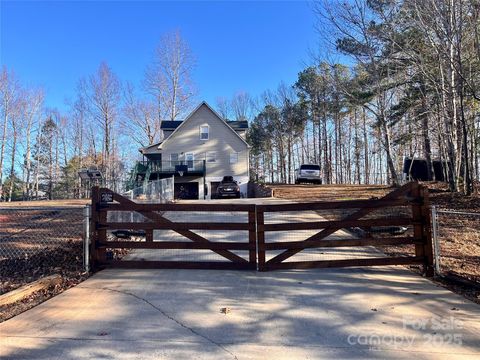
left=200, top=125, right=209, bottom=140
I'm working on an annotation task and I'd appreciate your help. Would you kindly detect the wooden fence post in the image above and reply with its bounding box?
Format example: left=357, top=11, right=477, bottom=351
left=411, top=182, right=430, bottom=276
left=146, top=230, right=154, bottom=243
left=93, top=187, right=107, bottom=266
left=256, top=207, right=266, bottom=271
left=420, top=185, right=434, bottom=277
left=248, top=208, right=257, bottom=269
left=90, top=186, right=99, bottom=271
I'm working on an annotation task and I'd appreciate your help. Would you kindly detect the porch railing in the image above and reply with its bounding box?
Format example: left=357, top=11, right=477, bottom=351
left=137, top=160, right=206, bottom=173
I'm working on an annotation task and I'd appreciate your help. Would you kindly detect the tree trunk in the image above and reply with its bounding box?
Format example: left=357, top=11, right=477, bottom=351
left=0, top=104, right=8, bottom=200
left=380, top=115, right=398, bottom=185
left=8, top=118, right=17, bottom=202
left=362, top=109, right=369, bottom=184
left=420, top=88, right=434, bottom=181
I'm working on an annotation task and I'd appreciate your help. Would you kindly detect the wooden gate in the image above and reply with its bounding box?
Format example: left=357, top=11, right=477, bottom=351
left=90, top=182, right=433, bottom=275
left=256, top=182, right=434, bottom=275
left=90, top=187, right=256, bottom=270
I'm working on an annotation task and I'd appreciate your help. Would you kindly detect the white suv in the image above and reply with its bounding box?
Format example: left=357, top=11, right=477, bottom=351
left=295, top=164, right=322, bottom=184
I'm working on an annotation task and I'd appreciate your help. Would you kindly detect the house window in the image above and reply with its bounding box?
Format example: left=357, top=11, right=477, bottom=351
left=170, top=153, right=179, bottom=171
left=185, top=153, right=194, bottom=170
left=200, top=125, right=209, bottom=140
left=230, top=152, right=238, bottom=164
left=206, top=151, right=216, bottom=163
left=170, top=153, right=179, bottom=164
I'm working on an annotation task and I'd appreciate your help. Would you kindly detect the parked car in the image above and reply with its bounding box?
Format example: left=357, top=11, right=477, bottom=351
left=295, top=164, right=322, bottom=184
left=215, top=176, right=241, bottom=199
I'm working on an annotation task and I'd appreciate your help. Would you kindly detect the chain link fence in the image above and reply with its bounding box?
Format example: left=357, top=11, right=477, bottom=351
left=432, top=206, right=480, bottom=285
left=104, top=178, right=176, bottom=262
left=106, top=178, right=175, bottom=224
left=0, top=178, right=174, bottom=295
left=122, top=176, right=174, bottom=204
left=0, top=206, right=88, bottom=295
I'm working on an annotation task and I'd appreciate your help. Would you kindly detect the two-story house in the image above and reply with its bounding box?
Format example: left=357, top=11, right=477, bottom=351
left=130, top=101, right=250, bottom=199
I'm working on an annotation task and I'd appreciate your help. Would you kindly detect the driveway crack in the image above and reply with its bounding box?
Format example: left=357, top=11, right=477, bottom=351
left=81, top=286, right=238, bottom=360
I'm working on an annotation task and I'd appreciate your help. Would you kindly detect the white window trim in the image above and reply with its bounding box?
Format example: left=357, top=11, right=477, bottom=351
left=206, top=151, right=216, bottom=163
left=230, top=152, right=239, bottom=164
left=200, top=125, right=209, bottom=140
left=185, top=152, right=195, bottom=170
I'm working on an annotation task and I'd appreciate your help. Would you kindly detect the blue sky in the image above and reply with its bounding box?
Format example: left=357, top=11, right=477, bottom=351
left=1, top=0, right=321, bottom=113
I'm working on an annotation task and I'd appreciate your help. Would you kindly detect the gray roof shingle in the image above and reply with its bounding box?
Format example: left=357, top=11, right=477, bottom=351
left=160, top=121, right=183, bottom=130
left=227, top=121, right=248, bottom=130
left=160, top=120, right=248, bottom=130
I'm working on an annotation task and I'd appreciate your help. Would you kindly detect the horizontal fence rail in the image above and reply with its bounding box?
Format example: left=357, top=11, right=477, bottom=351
left=90, top=187, right=256, bottom=270
left=256, top=182, right=433, bottom=273
left=90, top=182, right=434, bottom=275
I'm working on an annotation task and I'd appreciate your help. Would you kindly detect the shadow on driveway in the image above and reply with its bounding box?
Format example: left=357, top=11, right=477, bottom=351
left=1, top=266, right=479, bottom=359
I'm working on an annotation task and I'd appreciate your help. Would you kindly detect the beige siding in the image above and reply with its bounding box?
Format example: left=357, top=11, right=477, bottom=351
left=160, top=104, right=249, bottom=178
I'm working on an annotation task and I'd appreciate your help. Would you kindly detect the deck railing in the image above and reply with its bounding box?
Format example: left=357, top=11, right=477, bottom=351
left=137, top=160, right=206, bottom=173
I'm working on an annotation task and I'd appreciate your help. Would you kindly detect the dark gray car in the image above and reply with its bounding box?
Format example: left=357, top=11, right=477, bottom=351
left=215, top=176, right=240, bottom=199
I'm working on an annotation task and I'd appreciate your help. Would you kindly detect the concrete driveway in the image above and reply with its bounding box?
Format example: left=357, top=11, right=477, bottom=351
left=1, top=267, right=480, bottom=359
left=1, top=199, right=479, bottom=359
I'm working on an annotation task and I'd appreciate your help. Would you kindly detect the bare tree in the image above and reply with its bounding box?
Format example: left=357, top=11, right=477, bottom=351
left=231, top=91, right=253, bottom=121
left=81, top=62, right=121, bottom=183
left=21, top=88, right=44, bottom=199
left=215, top=96, right=231, bottom=120
left=144, top=30, right=196, bottom=122
left=7, top=108, right=20, bottom=201
left=0, top=67, right=20, bottom=200
left=122, top=83, right=159, bottom=146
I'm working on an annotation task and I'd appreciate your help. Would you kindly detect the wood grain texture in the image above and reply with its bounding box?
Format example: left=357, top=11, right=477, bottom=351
left=0, top=275, right=62, bottom=306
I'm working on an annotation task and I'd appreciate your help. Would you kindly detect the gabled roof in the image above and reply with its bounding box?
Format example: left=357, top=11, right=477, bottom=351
left=158, top=101, right=250, bottom=149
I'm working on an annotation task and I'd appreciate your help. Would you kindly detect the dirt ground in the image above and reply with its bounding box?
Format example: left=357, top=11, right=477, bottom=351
left=269, top=182, right=480, bottom=302
left=268, top=181, right=479, bottom=206
left=0, top=205, right=88, bottom=322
